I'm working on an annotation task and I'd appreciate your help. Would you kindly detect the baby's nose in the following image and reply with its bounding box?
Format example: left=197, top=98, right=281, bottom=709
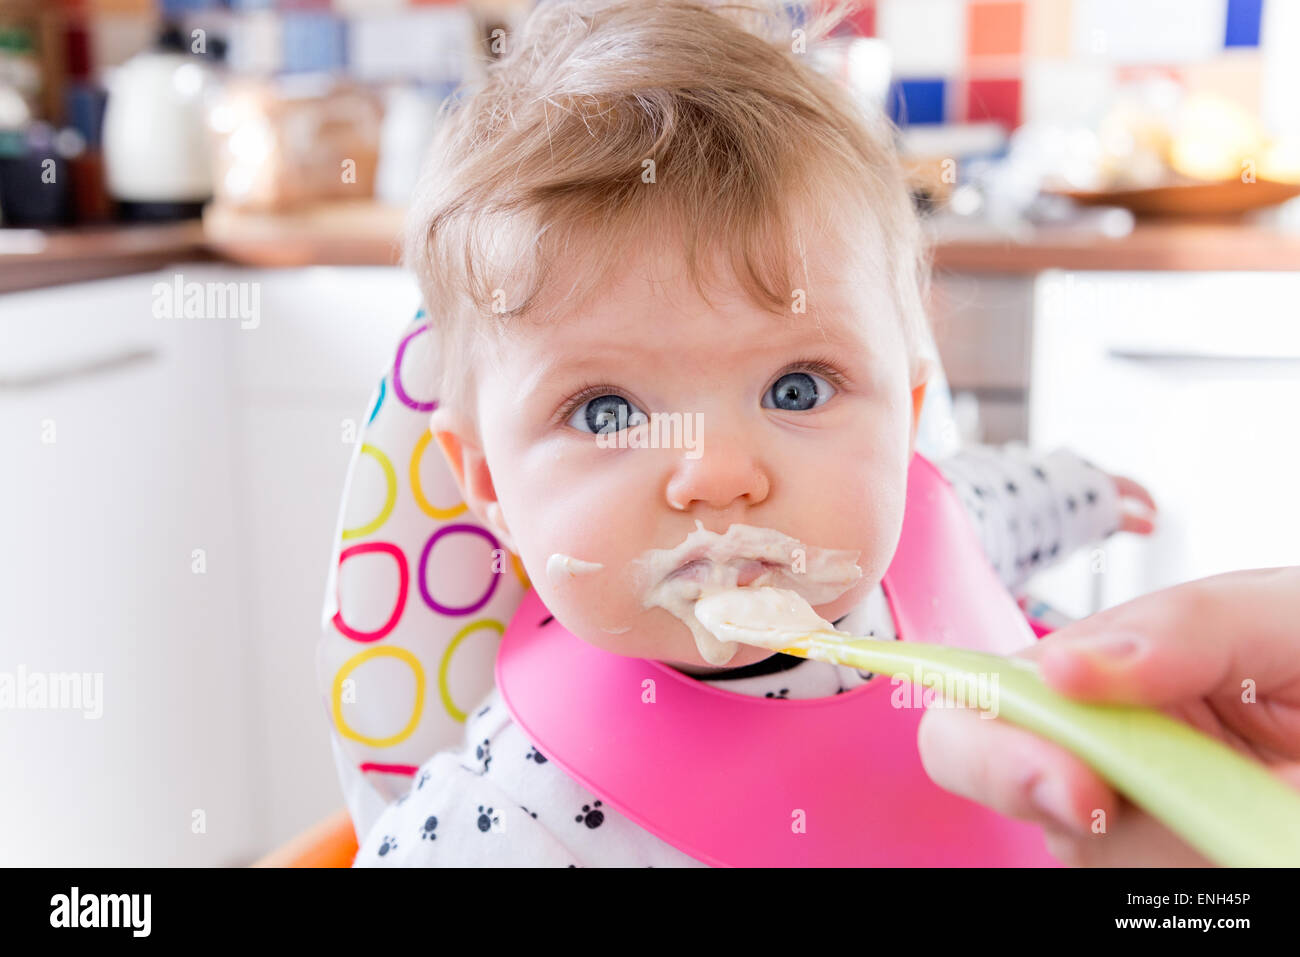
left=664, top=439, right=770, bottom=512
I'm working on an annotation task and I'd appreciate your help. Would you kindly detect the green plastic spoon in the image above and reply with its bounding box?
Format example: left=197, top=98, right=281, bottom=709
left=694, top=587, right=1300, bottom=867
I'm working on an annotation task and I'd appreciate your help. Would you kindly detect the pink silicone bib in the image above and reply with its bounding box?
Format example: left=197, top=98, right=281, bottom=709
left=497, top=454, right=1060, bottom=867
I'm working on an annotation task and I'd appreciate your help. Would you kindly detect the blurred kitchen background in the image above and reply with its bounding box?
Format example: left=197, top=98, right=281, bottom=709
left=2, top=0, right=1299, bottom=865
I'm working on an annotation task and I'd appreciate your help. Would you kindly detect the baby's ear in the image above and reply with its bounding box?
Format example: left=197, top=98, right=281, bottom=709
left=429, top=407, right=518, bottom=553
left=908, top=356, right=934, bottom=452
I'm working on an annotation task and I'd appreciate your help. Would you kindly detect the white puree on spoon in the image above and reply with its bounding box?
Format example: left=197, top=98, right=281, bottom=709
left=633, top=521, right=861, bottom=666
left=694, top=586, right=847, bottom=650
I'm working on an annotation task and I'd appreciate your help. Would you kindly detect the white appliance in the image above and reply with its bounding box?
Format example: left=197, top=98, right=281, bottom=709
left=102, top=37, right=216, bottom=215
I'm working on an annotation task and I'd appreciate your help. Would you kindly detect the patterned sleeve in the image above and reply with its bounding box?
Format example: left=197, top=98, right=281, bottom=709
left=935, top=443, right=1124, bottom=595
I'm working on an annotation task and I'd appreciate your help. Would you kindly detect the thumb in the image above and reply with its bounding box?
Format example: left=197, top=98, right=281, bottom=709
left=1033, top=567, right=1300, bottom=708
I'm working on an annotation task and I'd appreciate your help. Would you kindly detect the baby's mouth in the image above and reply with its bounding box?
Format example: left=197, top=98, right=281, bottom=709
left=634, top=521, right=863, bottom=666
left=668, top=558, right=780, bottom=588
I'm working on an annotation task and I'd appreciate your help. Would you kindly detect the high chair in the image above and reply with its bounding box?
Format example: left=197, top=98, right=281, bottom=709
left=253, top=807, right=358, bottom=868
left=260, top=309, right=1068, bottom=867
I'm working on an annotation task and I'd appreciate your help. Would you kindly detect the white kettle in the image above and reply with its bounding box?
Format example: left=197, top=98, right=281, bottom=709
left=102, top=26, right=216, bottom=219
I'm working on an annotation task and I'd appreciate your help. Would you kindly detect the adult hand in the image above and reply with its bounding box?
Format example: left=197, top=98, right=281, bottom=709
left=918, top=567, right=1300, bottom=865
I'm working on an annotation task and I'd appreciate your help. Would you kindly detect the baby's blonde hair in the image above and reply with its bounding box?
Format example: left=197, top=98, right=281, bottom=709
left=404, top=0, right=931, bottom=421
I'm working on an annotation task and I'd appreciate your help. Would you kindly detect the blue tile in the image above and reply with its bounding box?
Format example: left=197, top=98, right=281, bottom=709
left=281, top=13, right=346, bottom=74
left=1225, top=0, right=1263, bottom=47
left=161, top=0, right=219, bottom=12
left=888, top=78, right=946, bottom=126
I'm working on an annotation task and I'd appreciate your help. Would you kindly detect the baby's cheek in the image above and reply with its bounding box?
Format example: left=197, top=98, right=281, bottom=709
left=811, top=480, right=904, bottom=573
left=527, top=558, right=640, bottom=643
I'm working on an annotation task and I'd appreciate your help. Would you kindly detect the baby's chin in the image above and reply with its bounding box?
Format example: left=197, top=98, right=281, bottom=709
left=559, top=609, right=734, bottom=667
left=569, top=614, right=779, bottom=670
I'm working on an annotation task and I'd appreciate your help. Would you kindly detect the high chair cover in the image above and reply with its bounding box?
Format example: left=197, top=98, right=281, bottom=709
left=317, top=310, right=531, bottom=836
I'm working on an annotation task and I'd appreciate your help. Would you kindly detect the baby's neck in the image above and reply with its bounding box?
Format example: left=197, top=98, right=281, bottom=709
left=667, top=652, right=802, bottom=680
left=670, top=660, right=755, bottom=677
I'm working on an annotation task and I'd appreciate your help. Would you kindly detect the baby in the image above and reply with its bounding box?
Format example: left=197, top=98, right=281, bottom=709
left=354, top=0, right=1153, bottom=866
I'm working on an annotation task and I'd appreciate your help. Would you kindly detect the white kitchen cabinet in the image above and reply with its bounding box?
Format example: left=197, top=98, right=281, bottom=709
left=0, top=273, right=251, bottom=865
left=220, top=265, right=418, bottom=852
left=1026, top=270, right=1300, bottom=618
left=0, top=265, right=417, bottom=865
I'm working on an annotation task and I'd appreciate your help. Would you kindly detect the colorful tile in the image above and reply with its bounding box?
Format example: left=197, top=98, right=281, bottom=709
left=839, top=0, right=876, bottom=37
left=969, top=1, right=1024, bottom=58
left=347, top=8, right=471, bottom=83
left=160, top=0, right=218, bottom=11
left=1071, top=0, right=1227, bottom=63
left=878, top=0, right=966, bottom=74
left=966, top=76, right=1022, bottom=128
left=1025, top=0, right=1073, bottom=57
left=1224, top=0, right=1263, bottom=47
left=281, top=12, right=346, bottom=73
left=888, top=77, right=948, bottom=125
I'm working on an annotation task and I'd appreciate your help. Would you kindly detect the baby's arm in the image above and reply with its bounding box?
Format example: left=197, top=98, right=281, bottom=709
left=936, top=443, right=1137, bottom=595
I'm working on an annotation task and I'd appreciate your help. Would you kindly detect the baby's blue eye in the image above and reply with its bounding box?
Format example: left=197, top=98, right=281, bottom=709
left=763, top=371, right=834, bottom=411
left=567, top=394, right=647, bottom=433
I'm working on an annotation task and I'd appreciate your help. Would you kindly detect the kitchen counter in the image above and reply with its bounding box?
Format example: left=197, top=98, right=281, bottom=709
left=201, top=202, right=407, bottom=268
left=5, top=203, right=1300, bottom=294
left=929, top=216, right=1300, bottom=273
left=0, top=221, right=212, bottom=294
left=202, top=202, right=1300, bottom=273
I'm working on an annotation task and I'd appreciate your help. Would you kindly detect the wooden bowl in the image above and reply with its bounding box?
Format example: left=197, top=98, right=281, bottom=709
left=1050, top=179, right=1300, bottom=218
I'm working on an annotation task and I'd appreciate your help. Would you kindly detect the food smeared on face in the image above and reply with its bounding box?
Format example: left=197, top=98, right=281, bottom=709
left=634, top=522, right=861, bottom=665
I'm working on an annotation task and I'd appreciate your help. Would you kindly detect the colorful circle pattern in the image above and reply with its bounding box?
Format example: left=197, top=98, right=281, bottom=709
left=321, top=308, right=529, bottom=800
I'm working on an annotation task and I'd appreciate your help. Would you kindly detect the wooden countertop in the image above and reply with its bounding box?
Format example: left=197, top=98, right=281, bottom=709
left=202, top=202, right=1300, bottom=273
left=929, top=217, right=1300, bottom=273
left=0, top=221, right=212, bottom=294
left=5, top=203, right=1300, bottom=295
left=201, top=202, right=406, bottom=268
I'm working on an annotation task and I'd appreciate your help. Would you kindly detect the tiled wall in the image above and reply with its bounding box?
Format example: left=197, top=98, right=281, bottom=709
left=832, top=0, right=1295, bottom=136
left=53, top=0, right=1300, bottom=138
left=59, top=0, right=477, bottom=83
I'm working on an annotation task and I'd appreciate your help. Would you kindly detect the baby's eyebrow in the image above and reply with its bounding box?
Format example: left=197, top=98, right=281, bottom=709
left=515, top=348, right=641, bottom=402
left=516, top=312, right=869, bottom=400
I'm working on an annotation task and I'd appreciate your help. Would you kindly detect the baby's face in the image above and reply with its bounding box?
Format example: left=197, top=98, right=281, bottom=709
left=442, top=231, right=927, bottom=671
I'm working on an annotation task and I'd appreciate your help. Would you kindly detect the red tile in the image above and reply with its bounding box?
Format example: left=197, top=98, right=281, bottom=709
left=847, top=0, right=876, bottom=37
left=828, top=0, right=875, bottom=37
left=966, top=76, right=1022, bottom=129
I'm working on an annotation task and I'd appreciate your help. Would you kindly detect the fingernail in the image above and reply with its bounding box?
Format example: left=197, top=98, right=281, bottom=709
left=1066, top=632, right=1142, bottom=663
left=1030, top=775, right=1082, bottom=835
